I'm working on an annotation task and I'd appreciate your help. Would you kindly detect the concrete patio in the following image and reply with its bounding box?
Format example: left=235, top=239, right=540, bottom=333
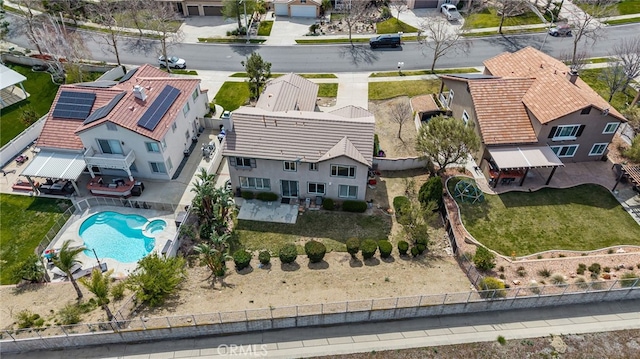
left=236, top=198, right=300, bottom=224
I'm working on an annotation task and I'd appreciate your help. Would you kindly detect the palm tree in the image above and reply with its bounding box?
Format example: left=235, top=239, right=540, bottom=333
left=190, top=168, right=217, bottom=223
left=194, top=242, right=231, bottom=287
left=52, top=240, right=85, bottom=299
left=79, top=269, right=115, bottom=321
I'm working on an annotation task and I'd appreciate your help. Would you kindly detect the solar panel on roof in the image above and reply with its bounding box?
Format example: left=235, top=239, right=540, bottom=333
left=52, top=91, right=96, bottom=120
left=137, top=85, right=181, bottom=131
left=83, top=92, right=126, bottom=125
left=118, top=68, right=138, bottom=83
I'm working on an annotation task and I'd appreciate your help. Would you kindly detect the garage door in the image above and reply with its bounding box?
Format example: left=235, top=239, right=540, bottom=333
left=187, top=5, right=199, bottom=16
left=274, top=3, right=289, bottom=16
left=412, top=0, right=439, bottom=8
left=290, top=5, right=316, bottom=17
left=203, top=6, right=222, bottom=16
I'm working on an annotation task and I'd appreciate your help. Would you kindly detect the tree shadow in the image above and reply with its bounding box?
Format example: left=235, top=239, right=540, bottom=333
left=235, top=266, right=253, bottom=275
left=229, top=46, right=258, bottom=58
left=307, top=260, right=329, bottom=270
left=281, top=262, right=300, bottom=272
left=12, top=282, right=48, bottom=294
left=398, top=253, right=411, bottom=261
left=381, top=255, right=395, bottom=263
left=257, top=263, right=272, bottom=270
left=121, top=37, right=157, bottom=57
left=337, top=44, right=380, bottom=67
left=485, top=34, right=542, bottom=53
left=349, top=258, right=363, bottom=268
left=364, top=257, right=380, bottom=266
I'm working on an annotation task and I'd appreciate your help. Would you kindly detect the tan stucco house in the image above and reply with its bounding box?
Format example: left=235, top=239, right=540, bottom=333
left=438, top=46, right=626, bottom=187
left=273, top=0, right=321, bottom=18
left=222, top=73, right=374, bottom=201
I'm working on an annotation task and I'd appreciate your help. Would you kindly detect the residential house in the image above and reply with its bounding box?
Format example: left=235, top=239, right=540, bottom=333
left=438, top=46, right=626, bottom=187
left=222, top=73, right=374, bottom=201
left=273, top=0, right=321, bottom=17
left=156, top=0, right=224, bottom=16
left=22, top=64, right=209, bottom=192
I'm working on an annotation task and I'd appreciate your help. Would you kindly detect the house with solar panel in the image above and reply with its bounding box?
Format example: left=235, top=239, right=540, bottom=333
left=222, top=73, right=375, bottom=202
left=21, top=65, right=208, bottom=195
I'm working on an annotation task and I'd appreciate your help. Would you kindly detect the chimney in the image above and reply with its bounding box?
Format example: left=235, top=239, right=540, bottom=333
left=567, top=70, right=579, bottom=84
left=133, top=85, right=147, bottom=101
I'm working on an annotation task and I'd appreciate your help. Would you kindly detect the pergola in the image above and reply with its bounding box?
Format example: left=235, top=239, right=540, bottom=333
left=0, top=64, right=28, bottom=108
left=612, top=164, right=640, bottom=191
left=20, top=151, right=86, bottom=195
left=488, top=146, right=564, bottom=188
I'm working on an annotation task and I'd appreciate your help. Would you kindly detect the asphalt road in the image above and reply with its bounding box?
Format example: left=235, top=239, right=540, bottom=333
left=6, top=14, right=640, bottom=73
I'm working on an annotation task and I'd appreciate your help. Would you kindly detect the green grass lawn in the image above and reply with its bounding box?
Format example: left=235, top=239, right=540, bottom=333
left=579, top=68, right=639, bottom=111
left=376, top=18, right=419, bottom=34
left=234, top=212, right=391, bottom=254
left=449, top=180, right=640, bottom=256
left=214, top=82, right=251, bottom=111
left=0, top=195, right=72, bottom=284
left=198, top=38, right=266, bottom=43
left=258, top=21, right=274, bottom=36
left=577, top=0, right=640, bottom=16
left=318, top=83, right=338, bottom=97
left=296, top=37, right=370, bottom=44
left=606, top=17, right=640, bottom=24
left=0, top=64, right=60, bottom=147
left=370, top=68, right=479, bottom=77
left=369, top=79, right=440, bottom=100
left=464, top=7, right=542, bottom=29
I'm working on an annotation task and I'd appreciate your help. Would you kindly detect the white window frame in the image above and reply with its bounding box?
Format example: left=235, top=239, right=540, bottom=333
left=171, top=122, right=177, bottom=132
left=239, top=176, right=270, bottom=190
left=448, top=89, right=454, bottom=105
left=308, top=182, right=325, bottom=195
left=551, top=144, right=579, bottom=158
left=235, top=157, right=253, bottom=167
left=338, top=185, right=358, bottom=199
left=331, top=164, right=356, bottom=178
left=603, top=122, right=619, bottom=134
left=97, top=139, right=123, bottom=155
left=149, top=161, right=167, bottom=174
left=461, top=110, right=469, bottom=125
left=161, top=138, right=167, bottom=149
left=182, top=102, right=190, bottom=117
left=166, top=157, right=173, bottom=171
left=589, top=143, right=608, bottom=156
left=106, top=122, right=117, bottom=131
left=191, top=88, right=199, bottom=102
left=309, top=163, right=318, bottom=171
left=283, top=161, right=297, bottom=172
left=145, top=142, right=161, bottom=153
left=552, top=125, right=581, bottom=141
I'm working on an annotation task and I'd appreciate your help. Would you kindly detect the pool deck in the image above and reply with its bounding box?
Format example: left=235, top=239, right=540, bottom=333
left=46, top=206, right=177, bottom=281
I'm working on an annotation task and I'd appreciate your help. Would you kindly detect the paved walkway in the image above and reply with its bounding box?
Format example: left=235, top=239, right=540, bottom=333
left=4, top=299, right=639, bottom=358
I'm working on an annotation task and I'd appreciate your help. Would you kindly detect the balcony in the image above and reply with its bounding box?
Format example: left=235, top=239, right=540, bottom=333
left=84, top=147, right=136, bottom=170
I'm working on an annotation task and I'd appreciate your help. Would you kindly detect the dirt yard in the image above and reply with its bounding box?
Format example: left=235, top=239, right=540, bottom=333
left=369, top=98, right=421, bottom=158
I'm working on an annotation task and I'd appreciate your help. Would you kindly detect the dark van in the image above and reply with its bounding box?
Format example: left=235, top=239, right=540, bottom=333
left=369, top=34, right=401, bottom=49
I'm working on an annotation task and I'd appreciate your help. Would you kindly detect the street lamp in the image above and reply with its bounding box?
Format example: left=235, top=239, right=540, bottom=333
left=539, top=9, right=555, bottom=50
left=239, top=0, right=250, bottom=44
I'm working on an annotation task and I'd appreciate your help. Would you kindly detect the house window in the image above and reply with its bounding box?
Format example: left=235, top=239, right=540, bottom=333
left=185, top=130, right=190, bottom=141
left=603, top=122, right=619, bottom=134
left=589, top=143, right=608, bottom=156
left=106, top=122, right=117, bottom=131
left=232, top=157, right=255, bottom=168
left=308, top=182, right=325, bottom=195
left=149, top=161, right=167, bottom=174
left=551, top=145, right=579, bottom=158
left=331, top=165, right=356, bottom=178
left=448, top=89, right=454, bottom=104
left=129, top=162, right=138, bottom=172
left=145, top=142, right=161, bottom=152
left=549, top=125, right=583, bottom=141
left=283, top=161, right=297, bottom=172
left=166, top=158, right=173, bottom=171
left=161, top=138, right=167, bottom=148
left=461, top=110, right=469, bottom=125
left=309, top=163, right=318, bottom=171
left=97, top=139, right=123, bottom=154
left=171, top=122, right=177, bottom=132
left=580, top=107, right=591, bottom=115
left=182, top=103, right=190, bottom=117
left=191, top=88, right=199, bottom=102
left=338, top=185, right=358, bottom=199
left=239, top=176, right=270, bottom=190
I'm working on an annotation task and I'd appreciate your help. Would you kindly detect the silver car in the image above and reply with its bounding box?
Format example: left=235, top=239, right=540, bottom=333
left=158, top=55, right=187, bottom=69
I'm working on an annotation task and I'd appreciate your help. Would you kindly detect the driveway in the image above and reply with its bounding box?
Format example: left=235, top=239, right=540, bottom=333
left=264, top=16, right=317, bottom=45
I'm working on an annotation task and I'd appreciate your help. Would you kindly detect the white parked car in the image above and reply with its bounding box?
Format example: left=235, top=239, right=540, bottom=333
left=158, top=55, right=187, bottom=69
left=441, top=4, right=462, bottom=22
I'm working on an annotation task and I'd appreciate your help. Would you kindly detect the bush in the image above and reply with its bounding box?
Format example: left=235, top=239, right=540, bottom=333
left=279, top=244, right=298, bottom=264
left=127, top=253, right=186, bottom=307
left=346, top=238, right=360, bottom=259
left=57, top=304, right=81, bottom=325
left=537, top=267, right=551, bottom=278
left=373, top=134, right=380, bottom=156
left=241, top=191, right=255, bottom=200
left=256, top=192, right=278, bottom=201
left=16, top=310, right=45, bottom=329
left=551, top=274, right=566, bottom=286
left=342, top=200, right=367, bottom=213
left=322, top=198, right=334, bottom=210
left=416, top=243, right=426, bottom=254
left=393, top=196, right=411, bottom=224
left=397, top=240, right=409, bottom=255
left=478, top=277, right=506, bottom=298
left=418, top=176, right=443, bottom=209
left=588, top=263, right=602, bottom=274
left=233, top=249, right=252, bottom=270
left=304, top=240, right=327, bottom=263
left=620, top=272, right=639, bottom=287
left=576, top=263, right=587, bottom=275
left=497, top=335, right=506, bottom=346
left=12, top=254, right=46, bottom=283
left=378, top=240, right=392, bottom=258
left=516, top=266, right=527, bottom=277
left=258, top=251, right=271, bottom=265
left=575, top=277, right=589, bottom=289
left=473, top=246, right=496, bottom=271
left=110, top=281, right=126, bottom=301
left=410, top=246, right=420, bottom=257
left=360, top=239, right=378, bottom=259
left=603, top=266, right=611, bottom=273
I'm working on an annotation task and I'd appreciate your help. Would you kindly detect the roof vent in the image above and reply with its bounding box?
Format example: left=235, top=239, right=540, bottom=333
left=133, top=85, right=147, bottom=101
left=567, top=70, right=579, bottom=84
left=129, top=106, right=135, bottom=111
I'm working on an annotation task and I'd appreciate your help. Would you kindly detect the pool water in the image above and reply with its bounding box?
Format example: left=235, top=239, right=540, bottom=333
left=145, top=219, right=167, bottom=235
left=80, top=212, right=160, bottom=263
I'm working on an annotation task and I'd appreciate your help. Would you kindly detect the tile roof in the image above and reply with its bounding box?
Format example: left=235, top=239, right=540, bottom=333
left=483, top=46, right=625, bottom=124
left=37, top=64, right=201, bottom=150
left=256, top=73, right=319, bottom=112
left=410, top=94, right=440, bottom=114
left=223, top=106, right=375, bottom=166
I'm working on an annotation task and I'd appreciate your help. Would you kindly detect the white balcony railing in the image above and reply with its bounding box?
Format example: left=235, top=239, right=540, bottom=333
left=84, top=148, right=136, bottom=170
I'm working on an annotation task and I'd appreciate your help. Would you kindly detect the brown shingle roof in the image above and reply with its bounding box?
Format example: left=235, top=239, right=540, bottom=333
left=483, top=46, right=625, bottom=123
left=256, top=73, right=319, bottom=112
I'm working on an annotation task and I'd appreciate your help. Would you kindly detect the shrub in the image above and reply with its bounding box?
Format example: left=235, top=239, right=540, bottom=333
left=473, top=246, right=496, bottom=271
left=574, top=277, right=589, bottom=289
left=322, top=198, right=334, bottom=210
left=278, top=244, right=298, bottom=264
left=127, top=253, right=186, bottom=307
left=410, top=246, right=420, bottom=257
left=258, top=251, right=271, bottom=265
left=416, top=237, right=429, bottom=247
left=57, top=304, right=81, bottom=325
left=393, top=196, right=411, bottom=224
left=537, top=268, right=551, bottom=278
left=620, top=272, right=639, bottom=288
left=576, top=263, right=587, bottom=275
left=416, top=244, right=426, bottom=254
left=550, top=274, right=566, bottom=286
left=378, top=240, right=393, bottom=258
left=516, top=266, right=527, bottom=277
left=498, top=266, right=505, bottom=272
left=110, top=281, right=126, bottom=301
left=241, top=191, right=254, bottom=200
left=12, top=254, right=46, bottom=283
left=418, top=176, right=443, bottom=209
left=603, top=266, right=611, bottom=273
left=360, top=239, right=378, bottom=259
left=304, top=240, right=327, bottom=263
left=373, top=134, right=380, bottom=156
left=499, top=273, right=505, bottom=279
left=256, top=192, right=278, bottom=201
left=497, top=335, right=506, bottom=346
left=397, top=240, right=409, bottom=255
left=346, top=238, right=360, bottom=259
left=478, top=277, right=506, bottom=298
left=342, top=200, right=368, bottom=213
left=607, top=248, right=615, bottom=254
left=529, top=283, right=540, bottom=295
left=16, top=310, right=45, bottom=329
left=588, top=263, right=602, bottom=274
left=233, top=249, right=252, bottom=270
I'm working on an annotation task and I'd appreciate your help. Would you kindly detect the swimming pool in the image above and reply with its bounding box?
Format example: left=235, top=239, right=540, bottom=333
left=79, top=212, right=165, bottom=263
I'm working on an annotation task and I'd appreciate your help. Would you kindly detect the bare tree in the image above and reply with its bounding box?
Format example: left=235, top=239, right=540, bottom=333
left=137, top=2, right=185, bottom=72
left=495, top=0, right=529, bottom=34
left=600, top=62, right=627, bottom=102
left=16, top=0, right=45, bottom=54
left=339, top=0, right=370, bottom=46
left=390, top=100, right=412, bottom=140
left=559, top=50, right=589, bottom=73
left=420, top=16, right=470, bottom=72
left=390, top=0, right=407, bottom=23
left=31, top=15, right=89, bottom=80
left=87, top=1, right=126, bottom=66
left=611, top=38, right=640, bottom=93
left=564, top=0, right=615, bottom=69
left=127, top=0, right=150, bottom=37
left=43, top=0, right=85, bottom=26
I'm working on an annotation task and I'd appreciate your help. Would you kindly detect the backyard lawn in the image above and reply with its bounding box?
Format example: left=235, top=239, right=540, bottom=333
left=0, top=195, right=72, bottom=285
left=463, top=7, right=542, bottom=29
left=318, top=83, right=338, bottom=97
left=579, top=68, right=638, bottom=111
left=213, top=82, right=251, bottom=111
left=0, top=64, right=60, bottom=147
left=234, top=212, right=391, bottom=254
left=369, top=79, right=440, bottom=100
left=449, top=180, right=640, bottom=256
